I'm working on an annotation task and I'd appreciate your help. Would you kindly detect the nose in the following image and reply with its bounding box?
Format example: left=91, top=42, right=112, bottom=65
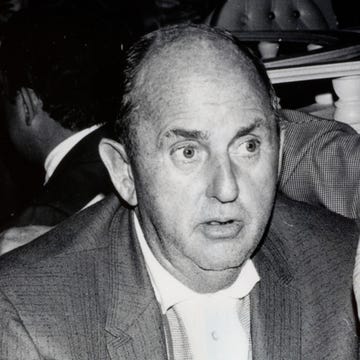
left=206, top=156, right=239, bottom=203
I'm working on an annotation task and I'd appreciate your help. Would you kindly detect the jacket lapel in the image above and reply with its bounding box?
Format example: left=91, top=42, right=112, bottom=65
left=104, top=209, right=168, bottom=360
left=102, top=195, right=303, bottom=360
left=251, top=231, right=302, bottom=360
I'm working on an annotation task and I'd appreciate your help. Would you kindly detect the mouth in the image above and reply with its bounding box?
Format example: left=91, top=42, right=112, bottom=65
left=200, top=219, right=243, bottom=240
left=207, top=220, right=235, bottom=225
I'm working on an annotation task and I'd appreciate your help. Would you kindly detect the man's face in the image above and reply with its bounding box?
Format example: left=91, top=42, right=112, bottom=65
left=131, top=59, right=279, bottom=290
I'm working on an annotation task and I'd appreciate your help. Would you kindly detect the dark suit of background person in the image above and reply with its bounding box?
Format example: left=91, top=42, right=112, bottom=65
left=0, top=10, right=127, bottom=232
left=0, top=24, right=358, bottom=359
left=0, top=157, right=17, bottom=223
left=9, top=124, right=115, bottom=227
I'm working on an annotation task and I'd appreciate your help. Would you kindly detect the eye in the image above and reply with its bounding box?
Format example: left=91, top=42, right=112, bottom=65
left=170, top=143, right=205, bottom=170
left=183, top=146, right=195, bottom=159
left=231, top=138, right=260, bottom=156
left=245, top=139, right=258, bottom=153
left=171, top=144, right=198, bottom=160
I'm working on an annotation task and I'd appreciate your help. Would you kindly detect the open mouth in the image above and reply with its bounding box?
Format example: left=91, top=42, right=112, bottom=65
left=201, top=219, right=243, bottom=239
left=207, top=220, right=235, bottom=225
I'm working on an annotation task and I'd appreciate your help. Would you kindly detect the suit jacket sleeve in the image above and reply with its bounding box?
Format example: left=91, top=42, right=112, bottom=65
left=279, top=109, right=360, bottom=219
left=0, top=290, right=42, bottom=359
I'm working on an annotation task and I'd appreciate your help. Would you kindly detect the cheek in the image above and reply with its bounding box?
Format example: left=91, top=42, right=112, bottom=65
left=240, top=155, right=278, bottom=213
left=134, top=159, right=200, bottom=234
left=148, top=174, right=197, bottom=220
left=139, top=153, right=202, bottom=198
left=255, top=164, right=278, bottom=194
left=134, top=158, right=181, bottom=213
left=254, top=147, right=278, bottom=182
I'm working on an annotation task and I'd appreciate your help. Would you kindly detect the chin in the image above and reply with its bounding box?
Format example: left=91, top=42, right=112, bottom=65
left=196, top=252, right=247, bottom=272
left=200, top=239, right=260, bottom=272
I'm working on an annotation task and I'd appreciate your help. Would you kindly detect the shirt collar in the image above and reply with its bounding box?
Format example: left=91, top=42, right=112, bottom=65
left=134, top=212, right=260, bottom=314
left=44, top=124, right=102, bottom=184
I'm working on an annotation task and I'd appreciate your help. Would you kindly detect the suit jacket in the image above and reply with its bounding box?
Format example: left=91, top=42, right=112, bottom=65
left=279, top=109, right=360, bottom=219
left=0, top=157, right=18, bottom=224
left=0, top=193, right=358, bottom=359
left=7, top=125, right=115, bottom=227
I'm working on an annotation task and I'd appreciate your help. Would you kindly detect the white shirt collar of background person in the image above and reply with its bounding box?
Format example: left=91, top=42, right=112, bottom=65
left=44, top=124, right=102, bottom=184
left=134, top=212, right=260, bottom=360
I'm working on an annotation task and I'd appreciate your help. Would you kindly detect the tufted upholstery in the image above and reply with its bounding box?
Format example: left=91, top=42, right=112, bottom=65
left=207, top=0, right=337, bottom=31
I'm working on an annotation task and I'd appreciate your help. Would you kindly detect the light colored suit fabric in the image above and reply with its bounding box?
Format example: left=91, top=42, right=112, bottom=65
left=279, top=109, right=360, bottom=219
left=0, top=193, right=358, bottom=359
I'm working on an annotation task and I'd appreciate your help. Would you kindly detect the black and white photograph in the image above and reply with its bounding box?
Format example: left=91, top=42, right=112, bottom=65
left=0, top=0, right=360, bottom=358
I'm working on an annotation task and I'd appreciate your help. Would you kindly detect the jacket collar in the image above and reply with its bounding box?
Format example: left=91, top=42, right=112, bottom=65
left=104, top=208, right=168, bottom=360
left=250, top=200, right=302, bottom=360
left=48, top=124, right=113, bottom=183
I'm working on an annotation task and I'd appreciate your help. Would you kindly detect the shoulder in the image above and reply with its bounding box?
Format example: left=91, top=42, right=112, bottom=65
left=279, top=109, right=358, bottom=157
left=279, top=110, right=355, bottom=179
left=279, top=109, right=355, bottom=131
left=0, top=195, right=127, bottom=281
left=273, top=192, right=357, bottom=229
left=263, top=193, right=358, bottom=281
left=271, top=193, right=358, bottom=252
left=279, top=109, right=356, bottom=159
left=280, top=109, right=356, bottom=151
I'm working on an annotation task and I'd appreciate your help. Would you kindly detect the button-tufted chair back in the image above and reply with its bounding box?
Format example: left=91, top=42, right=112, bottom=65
left=207, top=0, right=337, bottom=31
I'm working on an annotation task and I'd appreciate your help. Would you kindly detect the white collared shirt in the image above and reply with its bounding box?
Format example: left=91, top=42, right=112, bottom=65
left=134, top=213, right=260, bottom=360
left=44, top=124, right=102, bottom=184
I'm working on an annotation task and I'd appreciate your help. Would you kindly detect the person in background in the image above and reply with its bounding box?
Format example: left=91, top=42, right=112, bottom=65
left=0, top=10, right=129, bottom=253
left=0, top=24, right=357, bottom=359
left=279, top=108, right=360, bottom=219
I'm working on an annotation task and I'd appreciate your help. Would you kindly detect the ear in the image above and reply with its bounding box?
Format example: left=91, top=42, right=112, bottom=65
left=18, top=88, right=42, bottom=126
left=99, top=138, right=138, bottom=206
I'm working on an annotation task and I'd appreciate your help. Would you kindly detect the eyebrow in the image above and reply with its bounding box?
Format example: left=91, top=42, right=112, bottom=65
left=158, top=128, right=209, bottom=148
left=158, top=117, right=268, bottom=148
left=232, top=118, right=266, bottom=140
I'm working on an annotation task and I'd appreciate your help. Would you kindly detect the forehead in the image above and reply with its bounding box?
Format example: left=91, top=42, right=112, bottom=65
left=129, top=35, right=276, bottom=145
left=137, top=57, right=272, bottom=137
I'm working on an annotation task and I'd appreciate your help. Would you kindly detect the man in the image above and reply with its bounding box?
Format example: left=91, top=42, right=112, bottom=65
left=0, top=11, right=127, bottom=233
left=0, top=24, right=358, bottom=359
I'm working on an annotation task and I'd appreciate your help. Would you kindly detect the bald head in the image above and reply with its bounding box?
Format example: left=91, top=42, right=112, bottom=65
left=116, top=24, right=277, bottom=156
